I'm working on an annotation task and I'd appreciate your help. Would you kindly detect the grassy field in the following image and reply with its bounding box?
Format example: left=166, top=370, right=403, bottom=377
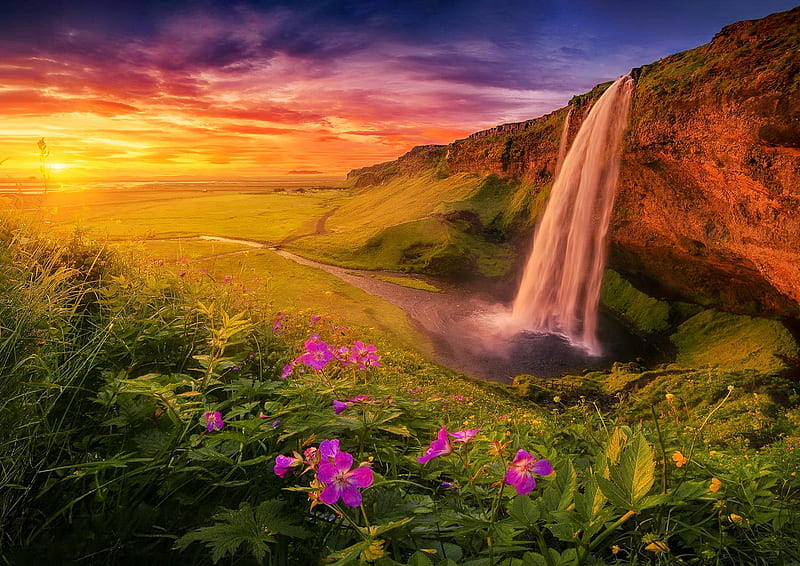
left=6, top=185, right=439, bottom=351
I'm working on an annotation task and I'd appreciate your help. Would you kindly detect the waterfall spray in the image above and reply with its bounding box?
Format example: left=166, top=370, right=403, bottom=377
left=509, top=75, right=634, bottom=355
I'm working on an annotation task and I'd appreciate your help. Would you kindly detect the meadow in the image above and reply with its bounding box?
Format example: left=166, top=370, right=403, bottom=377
left=1, top=183, right=800, bottom=565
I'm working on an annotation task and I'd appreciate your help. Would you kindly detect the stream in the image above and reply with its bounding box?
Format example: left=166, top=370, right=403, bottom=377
left=184, top=236, right=652, bottom=383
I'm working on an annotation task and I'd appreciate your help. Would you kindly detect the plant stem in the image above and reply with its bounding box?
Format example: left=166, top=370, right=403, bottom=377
left=650, top=405, right=668, bottom=494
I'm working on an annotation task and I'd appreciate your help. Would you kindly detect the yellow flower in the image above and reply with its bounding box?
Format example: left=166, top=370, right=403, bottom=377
left=645, top=541, right=670, bottom=553
left=709, top=477, right=723, bottom=493
left=553, top=396, right=561, bottom=403
left=665, top=392, right=675, bottom=403
left=729, top=513, right=744, bottom=524
left=611, top=545, right=621, bottom=555
left=672, top=451, right=688, bottom=468
left=709, top=450, right=717, bottom=456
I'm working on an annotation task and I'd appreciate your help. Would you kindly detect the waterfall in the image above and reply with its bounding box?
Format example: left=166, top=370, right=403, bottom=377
left=555, top=107, right=572, bottom=178
left=509, top=75, right=634, bottom=355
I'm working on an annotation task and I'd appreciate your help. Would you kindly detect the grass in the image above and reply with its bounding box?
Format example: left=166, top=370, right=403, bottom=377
left=671, top=309, right=799, bottom=372
left=27, top=186, right=344, bottom=243
left=2, top=214, right=800, bottom=565
left=125, top=239, right=428, bottom=354
left=371, top=274, right=443, bottom=293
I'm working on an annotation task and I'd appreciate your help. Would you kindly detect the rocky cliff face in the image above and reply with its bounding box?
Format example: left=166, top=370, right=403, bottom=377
left=347, top=7, right=800, bottom=317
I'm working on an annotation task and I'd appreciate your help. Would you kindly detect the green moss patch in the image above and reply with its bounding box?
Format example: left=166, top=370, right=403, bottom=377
left=670, top=310, right=799, bottom=372
left=600, top=270, right=672, bottom=335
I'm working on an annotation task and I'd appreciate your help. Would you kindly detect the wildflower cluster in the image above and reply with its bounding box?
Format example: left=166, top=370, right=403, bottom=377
left=418, top=424, right=552, bottom=495
left=281, top=334, right=381, bottom=378
left=274, top=439, right=373, bottom=508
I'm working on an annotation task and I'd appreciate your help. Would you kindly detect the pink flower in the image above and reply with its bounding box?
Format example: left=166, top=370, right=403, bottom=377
left=504, top=450, right=553, bottom=495
left=303, top=446, right=321, bottom=470
left=317, top=451, right=373, bottom=507
left=348, top=341, right=381, bottom=369
left=274, top=454, right=300, bottom=478
left=299, top=335, right=334, bottom=371
left=204, top=411, right=224, bottom=432
left=319, top=439, right=340, bottom=460
left=449, top=428, right=481, bottom=443
left=333, top=395, right=372, bottom=415
left=418, top=426, right=452, bottom=464
left=333, top=400, right=350, bottom=415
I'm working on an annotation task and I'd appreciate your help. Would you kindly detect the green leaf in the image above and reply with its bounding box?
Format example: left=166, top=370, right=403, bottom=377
left=597, top=434, right=656, bottom=512
left=175, top=500, right=306, bottom=563
left=407, top=551, right=435, bottom=566
left=508, top=494, right=540, bottom=527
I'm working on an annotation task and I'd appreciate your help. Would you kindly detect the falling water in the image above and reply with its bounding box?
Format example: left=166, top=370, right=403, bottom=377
left=554, top=107, right=573, bottom=178
left=508, top=75, right=634, bottom=355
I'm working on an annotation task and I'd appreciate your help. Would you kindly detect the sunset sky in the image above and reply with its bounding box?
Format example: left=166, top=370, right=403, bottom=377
left=1, top=0, right=797, bottom=182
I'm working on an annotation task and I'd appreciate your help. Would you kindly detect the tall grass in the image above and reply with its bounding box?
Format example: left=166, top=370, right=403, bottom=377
left=0, top=214, right=113, bottom=550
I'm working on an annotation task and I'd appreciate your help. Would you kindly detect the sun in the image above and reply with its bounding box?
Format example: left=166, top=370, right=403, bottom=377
left=49, top=163, right=67, bottom=171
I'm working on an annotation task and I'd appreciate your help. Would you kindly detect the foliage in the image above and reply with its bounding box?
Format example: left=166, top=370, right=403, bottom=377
left=671, top=309, right=798, bottom=372
left=1, top=219, right=799, bottom=566
left=600, top=270, right=672, bottom=335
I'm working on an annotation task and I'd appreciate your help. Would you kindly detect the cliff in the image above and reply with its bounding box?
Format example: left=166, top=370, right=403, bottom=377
left=346, top=7, right=800, bottom=317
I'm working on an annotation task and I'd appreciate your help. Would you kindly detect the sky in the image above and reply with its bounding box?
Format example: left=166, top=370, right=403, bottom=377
left=1, top=0, right=797, bottom=182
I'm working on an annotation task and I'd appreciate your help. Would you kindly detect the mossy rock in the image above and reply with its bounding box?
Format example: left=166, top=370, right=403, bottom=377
left=670, top=310, right=799, bottom=372
left=600, top=270, right=671, bottom=335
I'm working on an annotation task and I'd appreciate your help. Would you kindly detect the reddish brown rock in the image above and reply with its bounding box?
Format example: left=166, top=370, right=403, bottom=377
left=347, top=7, right=800, bottom=317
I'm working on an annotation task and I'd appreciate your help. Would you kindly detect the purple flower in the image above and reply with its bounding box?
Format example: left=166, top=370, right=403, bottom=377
left=348, top=341, right=381, bottom=369
left=204, top=411, right=224, bottom=432
left=418, top=426, right=452, bottom=464
left=317, top=451, right=374, bottom=507
left=222, top=275, right=232, bottom=285
left=274, top=454, right=300, bottom=478
left=309, top=315, right=320, bottom=325
left=271, top=420, right=281, bottom=428
left=449, top=428, right=481, bottom=443
left=319, top=439, right=340, bottom=460
left=299, top=335, right=334, bottom=371
left=504, top=450, right=553, bottom=495
left=349, top=395, right=371, bottom=403
left=333, top=400, right=350, bottom=415
left=281, top=363, right=294, bottom=379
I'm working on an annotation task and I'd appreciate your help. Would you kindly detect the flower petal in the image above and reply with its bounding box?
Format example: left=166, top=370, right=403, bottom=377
left=319, top=439, right=340, bottom=460
left=348, top=466, right=374, bottom=488
left=505, top=467, right=537, bottom=495
left=340, top=485, right=362, bottom=507
left=334, top=450, right=354, bottom=473
left=512, top=449, right=532, bottom=465
left=316, top=462, right=337, bottom=484
left=320, top=483, right=342, bottom=505
left=531, top=458, right=553, bottom=476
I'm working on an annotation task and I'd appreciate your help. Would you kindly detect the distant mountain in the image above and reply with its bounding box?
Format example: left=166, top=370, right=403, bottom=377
left=345, top=7, right=800, bottom=317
